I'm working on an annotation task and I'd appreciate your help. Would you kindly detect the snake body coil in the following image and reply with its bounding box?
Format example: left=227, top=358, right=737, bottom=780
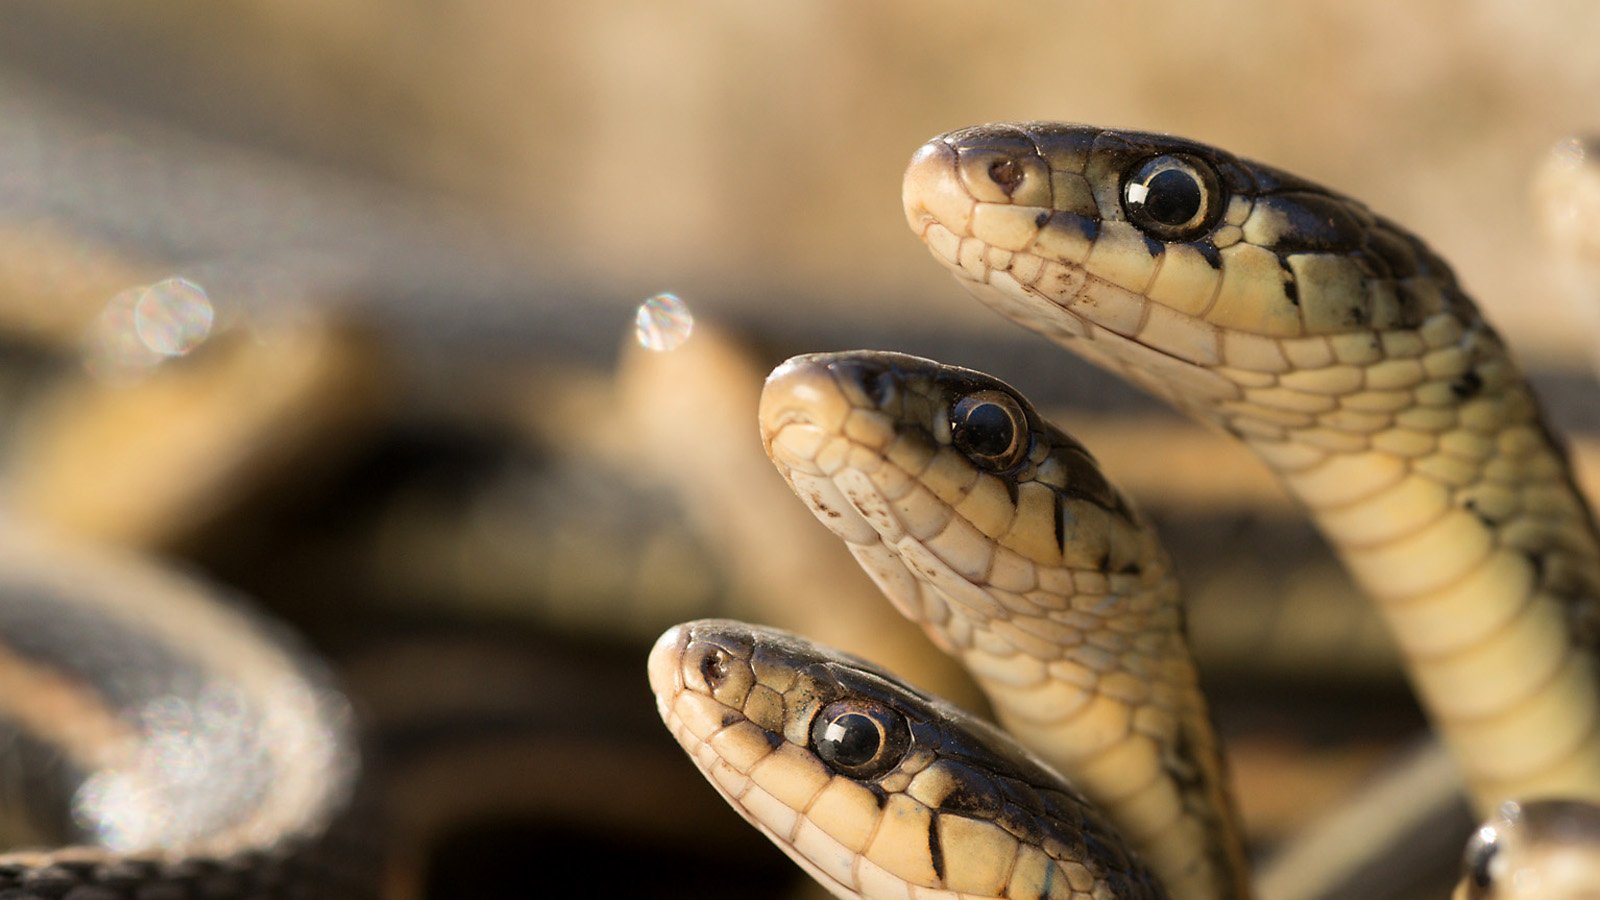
left=902, top=122, right=1600, bottom=816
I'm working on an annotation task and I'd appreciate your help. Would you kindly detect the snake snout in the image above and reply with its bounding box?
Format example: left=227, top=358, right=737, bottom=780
left=902, top=139, right=972, bottom=239
left=759, top=356, right=855, bottom=468
left=646, top=624, right=689, bottom=698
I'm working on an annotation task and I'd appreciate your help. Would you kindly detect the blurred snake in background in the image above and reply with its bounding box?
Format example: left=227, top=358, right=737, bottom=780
left=0, top=523, right=373, bottom=898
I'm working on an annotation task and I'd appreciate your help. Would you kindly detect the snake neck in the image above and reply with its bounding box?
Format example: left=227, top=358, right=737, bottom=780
left=1236, top=334, right=1600, bottom=813
left=811, top=461, right=1250, bottom=900
left=922, top=566, right=1249, bottom=900
left=760, top=349, right=1253, bottom=900
left=972, top=269, right=1600, bottom=814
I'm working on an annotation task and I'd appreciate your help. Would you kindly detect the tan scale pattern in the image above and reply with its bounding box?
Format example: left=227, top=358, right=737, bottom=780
left=759, top=353, right=1247, bottom=900
left=648, top=620, right=1165, bottom=899
left=903, top=122, right=1600, bottom=818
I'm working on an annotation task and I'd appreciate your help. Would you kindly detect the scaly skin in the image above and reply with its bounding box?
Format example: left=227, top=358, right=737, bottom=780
left=901, top=122, right=1600, bottom=817
left=648, top=618, right=1167, bottom=899
left=759, top=351, right=1248, bottom=900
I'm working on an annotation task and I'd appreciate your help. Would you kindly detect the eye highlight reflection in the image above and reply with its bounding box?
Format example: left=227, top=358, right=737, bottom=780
left=809, top=699, right=909, bottom=779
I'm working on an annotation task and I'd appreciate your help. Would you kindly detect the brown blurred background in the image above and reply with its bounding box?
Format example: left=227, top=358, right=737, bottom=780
left=1, top=3, right=1598, bottom=898
left=6, top=2, right=1600, bottom=353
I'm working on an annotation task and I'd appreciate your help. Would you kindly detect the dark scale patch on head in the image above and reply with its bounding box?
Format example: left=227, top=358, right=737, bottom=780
left=994, top=773, right=1048, bottom=818
left=1255, top=191, right=1366, bottom=252
left=721, top=712, right=742, bottom=728
left=1067, top=215, right=1101, bottom=243
left=864, top=369, right=898, bottom=407
left=1364, top=226, right=1420, bottom=278
left=1035, top=211, right=1050, bottom=229
left=1142, top=235, right=1165, bottom=257
left=1096, top=550, right=1113, bottom=572
left=929, top=761, right=1004, bottom=818
left=1451, top=371, right=1483, bottom=400
left=1195, top=242, right=1223, bottom=270
left=1059, top=447, right=1119, bottom=511
left=865, top=783, right=888, bottom=808
left=1344, top=305, right=1368, bottom=327
left=763, top=730, right=783, bottom=750
left=927, top=817, right=945, bottom=882
left=1117, top=561, right=1142, bottom=576
left=1277, top=256, right=1299, bottom=305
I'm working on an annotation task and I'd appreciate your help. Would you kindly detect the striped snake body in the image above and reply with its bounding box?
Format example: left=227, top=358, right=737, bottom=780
left=902, top=122, right=1600, bottom=816
left=0, top=523, right=368, bottom=897
left=648, top=618, right=1167, bottom=899
left=759, top=351, right=1247, bottom=899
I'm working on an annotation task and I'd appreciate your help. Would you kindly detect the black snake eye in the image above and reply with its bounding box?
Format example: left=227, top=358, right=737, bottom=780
left=1461, top=825, right=1500, bottom=897
left=1122, top=154, right=1221, bottom=240
left=951, top=390, right=1028, bottom=471
left=810, top=700, right=909, bottom=779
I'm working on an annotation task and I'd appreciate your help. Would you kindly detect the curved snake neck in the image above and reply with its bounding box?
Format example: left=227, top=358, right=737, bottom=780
left=903, top=121, right=1600, bottom=817
left=760, top=351, right=1248, bottom=900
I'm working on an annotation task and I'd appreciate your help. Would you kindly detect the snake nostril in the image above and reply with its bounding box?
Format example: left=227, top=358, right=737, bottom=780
left=988, top=158, right=1024, bottom=195
left=700, top=648, right=731, bottom=687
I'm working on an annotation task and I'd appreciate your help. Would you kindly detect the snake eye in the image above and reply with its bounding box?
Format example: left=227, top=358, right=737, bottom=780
left=951, top=390, right=1028, bottom=471
left=1461, top=824, right=1501, bottom=897
left=810, top=700, right=909, bottom=779
left=1122, top=154, right=1221, bottom=240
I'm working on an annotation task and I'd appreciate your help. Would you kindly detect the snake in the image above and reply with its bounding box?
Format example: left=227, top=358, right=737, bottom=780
left=652, top=615, right=1600, bottom=899
left=0, top=520, right=371, bottom=897
left=648, top=617, right=1168, bottom=899
left=757, top=350, right=1246, bottom=900
left=900, top=121, right=1600, bottom=819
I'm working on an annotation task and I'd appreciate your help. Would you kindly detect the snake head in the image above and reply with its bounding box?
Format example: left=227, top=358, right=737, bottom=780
left=758, top=350, right=1155, bottom=614
left=647, top=619, right=1166, bottom=900
left=903, top=122, right=1474, bottom=404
